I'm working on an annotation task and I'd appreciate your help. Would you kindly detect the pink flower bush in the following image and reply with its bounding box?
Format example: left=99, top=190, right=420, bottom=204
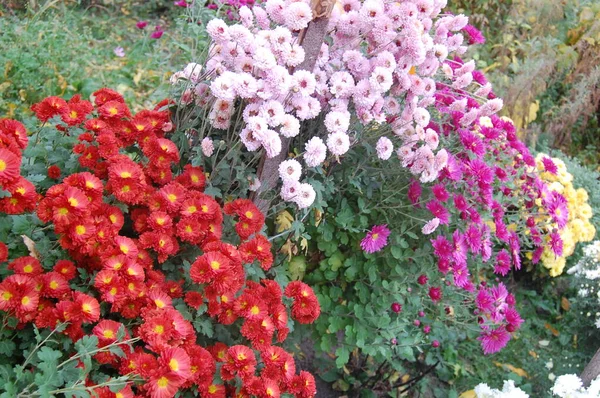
left=360, top=224, right=391, bottom=253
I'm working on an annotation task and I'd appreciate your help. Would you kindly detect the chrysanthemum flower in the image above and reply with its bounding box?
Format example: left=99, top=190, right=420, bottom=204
left=0, top=119, right=28, bottom=149
left=360, top=224, right=391, bottom=253
left=147, top=372, right=182, bottom=398
left=0, top=148, right=21, bottom=187
left=478, top=326, right=510, bottom=355
left=30, top=96, right=68, bottom=122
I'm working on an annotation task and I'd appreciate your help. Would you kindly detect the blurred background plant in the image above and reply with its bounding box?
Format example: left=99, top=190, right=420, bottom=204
left=449, top=0, right=600, bottom=168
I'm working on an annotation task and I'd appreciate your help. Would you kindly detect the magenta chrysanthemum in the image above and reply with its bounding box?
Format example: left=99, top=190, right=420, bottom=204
left=360, top=224, right=391, bottom=254
left=542, top=156, right=558, bottom=175
left=479, top=326, right=511, bottom=355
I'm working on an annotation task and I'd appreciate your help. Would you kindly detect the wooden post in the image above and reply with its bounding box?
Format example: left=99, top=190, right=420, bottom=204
left=581, top=347, right=600, bottom=386
left=251, top=3, right=332, bottom=214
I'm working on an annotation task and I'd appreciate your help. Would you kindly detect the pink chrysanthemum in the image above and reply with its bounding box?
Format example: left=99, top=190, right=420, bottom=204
left=493, top=249, right=511, bottom=276
left=548, top=232, right=563, bottom=257
left=541, top=156, right=558, bottom=175
left=479, top=326, right=510, bottom=355
left=360, top=225, right=391, bottom=253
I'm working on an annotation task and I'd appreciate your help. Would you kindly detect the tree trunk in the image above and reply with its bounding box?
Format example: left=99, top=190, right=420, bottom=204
left=581, top=347, right=600, bottom=386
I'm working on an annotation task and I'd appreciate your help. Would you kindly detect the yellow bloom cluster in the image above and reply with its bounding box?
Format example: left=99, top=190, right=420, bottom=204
left=535, top=153, right=596, bottom=276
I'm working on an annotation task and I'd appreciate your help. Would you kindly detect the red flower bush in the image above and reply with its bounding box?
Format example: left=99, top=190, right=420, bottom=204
left=0, top=89, right=320, bottom=397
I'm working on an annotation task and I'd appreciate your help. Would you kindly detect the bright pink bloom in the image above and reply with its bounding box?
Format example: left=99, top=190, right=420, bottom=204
left=136, top=21, right=148, bottom=29
left=360, top=225, right=390, bottom=254
left=479, top=326, right=510, bottom=354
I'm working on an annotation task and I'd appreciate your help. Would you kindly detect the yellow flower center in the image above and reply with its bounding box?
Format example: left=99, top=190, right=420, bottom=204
left=210, top=261, right=220, bottom=270
left=154, top=325, right=164, bottom=334
left=75, top=225, right=86, bottom=235
left=169, top=358, right=179, bottom=371
left=103, top=330, right=114, bottom=339
left=23, top=264, right=33, bottom=273
left=157, top=376, right=169, bottom=388
left=0, top=160, right=6, bottom=172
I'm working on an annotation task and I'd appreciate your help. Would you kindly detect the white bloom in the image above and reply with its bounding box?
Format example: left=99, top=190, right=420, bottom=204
left=248, top=176, right=261, bottom=191
left=182, top=63, right=203, bottom=82
left=376, top=137, right=393, bottom=160
left=422, top=218, right=440, bottom=235
left=304, top=137, right=327, bottom=167
left=201, top=137, right=215, bottom=157
left=324, top=111, right=351, bottom=134
left=280, top=179, right=301, bottom=201
left=294, top=183, right=316, bottom=209
left=279, top=159, right=302, bottom=182
left=279, top=114, right=301, bottom=138
left=551, top=374, right=583, bottom=397
left=327, top=132, right=351, bottom=156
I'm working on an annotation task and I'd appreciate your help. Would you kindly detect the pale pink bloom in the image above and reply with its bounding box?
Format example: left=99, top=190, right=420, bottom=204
left=434, top=148, right=449, bottom=170
left=420, top=167, right=438, bottom=183
left=449, top=14, right=469, bottom=31
left=265, top=0, right=285, bottom=23
left=239, top=6, right=254, bottom=27
left=294, top=183, right=316, bottom=209
left=248, top=176, right=262, bottom=191
left=261, top=129, right=282, bottom=158
left=234, top=73, right=258, bottom=98
left=242, top=103, right=261, bottom=121
left=283, top=2, right=313, bottom=31
left=201, top=137, right=215, bottom=157
left=449, top=98, right=468, bottom=112
left=446, top=33, right=465, bottom=50
left=253, top=6, right=271, bottom=29
left=368, top=67, right=393, bottom=93
left=254, top=47, right=277, bottom=70
left=180, top=89, right=194, bottom=105
left=376, top=137, right=393, bottom=160
left=182, top=63, right=203, bottom=82
left=460, top=108, right=480, bottom=126
left=260, top=100, right=285, bottom=127
left=474, top=83, right=492, bottom=98
left=209, top=111, right=231, bottom=130
left=279, top=114, right=300, bottom=138
left=372, top=51, right=396, bottom=71
left=329, top=98, right=350, bottom=113
left=269, top=26, right=293, bottom=50
left=479, top=98, right=504, bottom=116
left=211, top=72, right=238, bottom=101
left=282, top=44, right=305, bottom=67
left=280, top=179, right=301, bottom=201
left=170, top=71, right=185, bottom=84
left=422, top=218, right=440, bottom=235
left=442, top=63, right=454, bottom=78
left=162, top=122, right=174, bottom=132
left=327, top=132, right=351, bottom=156
left=425, top=128, right=439, bottom=149
left=360, top=0, right=384, bottom=22
left=279, top=159, right=302, bottom=182
left=206, top=19, right=230, bottom=42
left=339, top=0, right=361, bottom=12
left=240, top=128, right=263, bottom=151
left=455, top=60, right=475, bottom=76
left=291, top=70, right=316, bottom=97
left=433, top=44, right=448, bottom=60
left=329, top=71, right=355, bottom=98
left=114, top=46, right=125, bottom=57
left=452, top=72, right=473, bottom=89
left=304, top=137, right=327, bottom=167
left=413, top=107, right=431, bottom=127
left=295, top=97, right=321, bottom=120
left=324, top=111, right=351, bottom=134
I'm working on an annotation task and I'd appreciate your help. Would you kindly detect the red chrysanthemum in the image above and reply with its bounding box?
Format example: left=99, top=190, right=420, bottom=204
left=0, top=148, right=21, bottom=187
left=93, top=88, right=125, bottom=107
left=31, top=96, right=68, bottom=122
left=47, top=165, right=61, bottom=179
left=0, top=119, right=28, bottom=149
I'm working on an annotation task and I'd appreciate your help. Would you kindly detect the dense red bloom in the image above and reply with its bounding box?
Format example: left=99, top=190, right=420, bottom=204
left=159, top=347, right=192, bottom=381
left=8, top=256, right=43, bottom=276
left=289, top=371, right=317, bottom=398
left=0, top=119, right=28, bottom=149
left=47, top=165, right=61, bottom=179
left=261, top=346, right=295, bottom=383
left=239, top=235, right=273, bottom=270
left=176, top=165, right=206, bottom=191
left=221, top=345, right=257, bottom=380
left=283, top=282, right=320, bottom=325
left=31, top=96, right=68, bottom=122
left=146, top=372, right=182, bottom=398
left=93, top=319, right=124, bottom=345
left=0, top=241, right=7, bottom=263
left=428, top=286, right=442, bottom=303
left=98, top=100, right=132, bottom=120
left=53, top=259, right=77, bottom=280
left=190, top=251, right=232, bottom=284
left=74, top=291, right=100, bottom=323
left=0, top=278, right=19, bottom=311
left=0, top=148, right=21, bottom=187
left=184, top=291, right=204, bottom=309
left=61, top=97, right=93, bottom=126
left=93, top=88, right=125, bottom=107
left=41, top=272, right=71, bottom=299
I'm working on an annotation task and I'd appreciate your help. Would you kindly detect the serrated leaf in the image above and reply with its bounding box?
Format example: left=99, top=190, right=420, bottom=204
left=26, top=174, right=47, bottom=183
left=0, top=340, right=15, bottom=356
left=275, top=210, right=293, bottom=233
left=75, top=335, right=98, bottom=355
left=37, top=346, right=62, bottom=363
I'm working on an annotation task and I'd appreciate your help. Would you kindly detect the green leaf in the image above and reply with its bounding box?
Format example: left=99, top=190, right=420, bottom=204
left=0, top=340, right=15, bottom=357
left=37, top=346, right=62, bottom=363
left=335, top=346, right=350, bottom=368
left=75, top=335, right=98, bottom=356
left=193, top=318, right=214, bottom=338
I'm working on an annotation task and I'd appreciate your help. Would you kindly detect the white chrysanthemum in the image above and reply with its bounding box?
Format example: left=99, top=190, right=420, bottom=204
left=422, top=218, right=440, bottom=235
left=292, top=70, right=317, bottom=97
left=279, top=114, right=300, bottom=138
left=324, top=111, right=351, bottom=134
left=279, top=159, right=302, bottom=182
left=473, top=383, right=495, bottom=398
left=425, top=128, right=439, bottom=149
left=304, top=137, right=327, bottom=167
left=280, top=179, right=300, bottom=201
left=182, top=63, right=203, bottom=82
left=210, top=72, right=238, bottom=101
left=327, top=132, right=351, bottom=156
left=260, top=100, right=286, bottom=127
left=248, top=176, right=261, bottom=192
left=369, top=67, right=393, bottom=93
left=551, top=374, right=583, bottom=397
left=295, top=183, right=316, bottom=209
left=201, top=137, right=215, bottom=157
left=206, top=19, right=230, bottom=42
left=240, top=128, right=262, bottom=151
left=413, top=107, right=431, bottom=127
left=260, top=129, right=282, bottom=158
left=376, top=137, right=393, bottom=160
left=283, top=2, right=313, bottom=31
left=254, top=47, right=277, bottom=70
